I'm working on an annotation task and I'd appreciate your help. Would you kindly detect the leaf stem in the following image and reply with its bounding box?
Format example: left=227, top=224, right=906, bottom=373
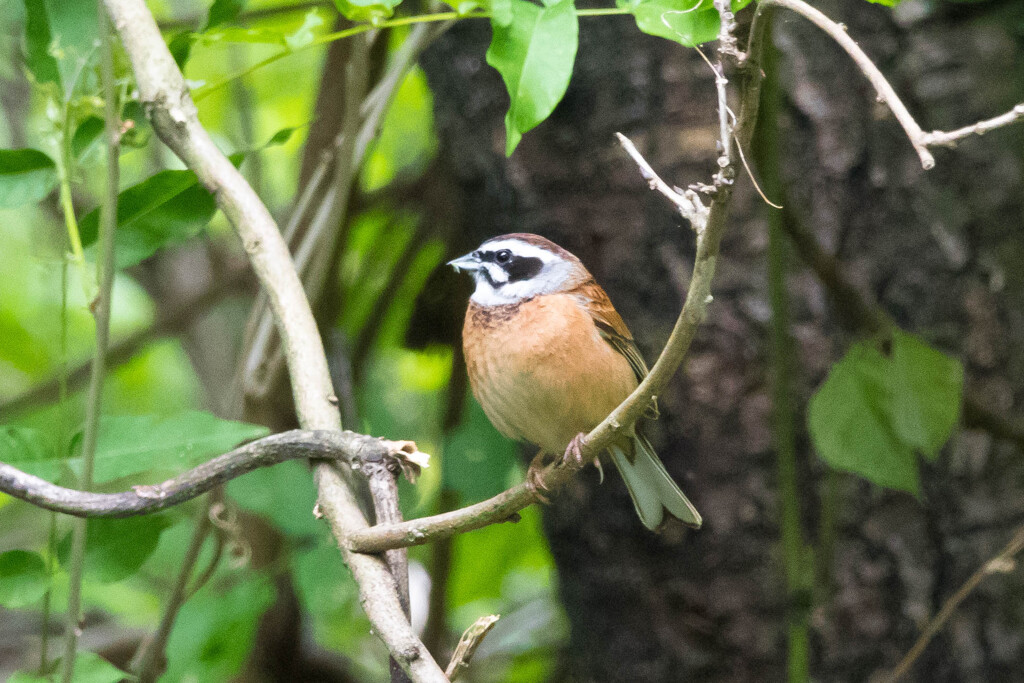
left=59, top=3, right=121, bottom=679
left=193, top=7, right=630, bottom=101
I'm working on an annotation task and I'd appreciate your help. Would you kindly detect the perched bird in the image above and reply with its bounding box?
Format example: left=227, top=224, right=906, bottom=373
left=449, top=233, right=702, bottom=530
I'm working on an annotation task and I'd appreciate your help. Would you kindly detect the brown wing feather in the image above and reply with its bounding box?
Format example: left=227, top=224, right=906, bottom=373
left=571, top=279, right=660, bottom=420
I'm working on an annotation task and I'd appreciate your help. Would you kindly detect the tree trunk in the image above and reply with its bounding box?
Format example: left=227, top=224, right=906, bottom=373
left=421, top=1, right=1024, bottom=679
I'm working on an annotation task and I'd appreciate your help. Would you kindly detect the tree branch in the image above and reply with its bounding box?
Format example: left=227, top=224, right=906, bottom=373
left=444, top=615, right=499, bottom=681
left=750, top=0, right=1024, bottom=170
left=0, top=430, right=422, bottom=518
left=99, top=2, right=446, bottom=679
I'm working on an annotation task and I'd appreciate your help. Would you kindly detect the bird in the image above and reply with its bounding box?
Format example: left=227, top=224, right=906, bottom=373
left=448, top=233, right=702, bottom=530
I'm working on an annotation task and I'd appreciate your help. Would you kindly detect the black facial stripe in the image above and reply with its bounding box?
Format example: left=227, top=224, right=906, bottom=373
left=506, top=256, right=543, bottom=282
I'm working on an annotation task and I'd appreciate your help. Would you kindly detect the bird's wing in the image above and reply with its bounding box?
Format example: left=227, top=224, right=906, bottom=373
left=574, top=280, right=660, bottom=420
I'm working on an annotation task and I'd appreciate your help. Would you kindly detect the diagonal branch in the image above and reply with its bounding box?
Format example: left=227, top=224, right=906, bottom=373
left=750, top=0, right=1024, bottom=170
left=99, top=2, right=446, bottom=680
left=0, top=430, right=422, bottom=518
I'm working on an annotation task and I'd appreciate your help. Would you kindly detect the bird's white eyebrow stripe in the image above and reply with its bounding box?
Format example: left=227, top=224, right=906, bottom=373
left=479, top=239, right=562, bottom=263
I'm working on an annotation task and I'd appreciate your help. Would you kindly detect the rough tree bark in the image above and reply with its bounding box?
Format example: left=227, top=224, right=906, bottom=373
left=420, top=0, right=1024, bottom=680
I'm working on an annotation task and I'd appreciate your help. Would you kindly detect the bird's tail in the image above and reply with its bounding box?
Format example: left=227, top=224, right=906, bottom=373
left=608, top=434, right=702, bottom=530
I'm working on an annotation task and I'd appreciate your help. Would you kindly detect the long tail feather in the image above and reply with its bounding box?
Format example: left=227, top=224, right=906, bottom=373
left=608, top=435, right=702, bottom=530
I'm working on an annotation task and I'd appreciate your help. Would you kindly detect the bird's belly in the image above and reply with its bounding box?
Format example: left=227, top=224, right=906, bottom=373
left=464, top=296, right=638, bottom=454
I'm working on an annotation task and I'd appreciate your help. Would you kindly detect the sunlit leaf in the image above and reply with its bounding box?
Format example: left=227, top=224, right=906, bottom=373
left=333, top=0, right=400, bottom=23
left=0, top=550, right=48, bottom=608
left=42, top=0, right=99, bottom=99
left=284, top=10, right=325, bottom=50
left=64, top=652, right=127, bottom=683
left=487, top=0, right=579, bottom=156
left=59, top=515, right=174, bottom=583
left=207, top=0, right=248, bottom=29
left=0, top=149, right=59, bottom=208
left=617, top=0, right=752, bottom=46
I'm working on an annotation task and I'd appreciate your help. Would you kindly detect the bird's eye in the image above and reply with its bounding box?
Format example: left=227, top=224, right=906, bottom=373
left=496, top=249, right=512, bottom=264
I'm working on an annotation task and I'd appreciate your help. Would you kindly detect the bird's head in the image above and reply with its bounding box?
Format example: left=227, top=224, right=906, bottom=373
left=448, top=233, right=587, bottom=306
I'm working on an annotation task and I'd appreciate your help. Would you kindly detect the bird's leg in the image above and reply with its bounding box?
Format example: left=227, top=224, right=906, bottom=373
left=526, top=450, right=552, bottom=504
left=560, top=432, right=589, bottom=469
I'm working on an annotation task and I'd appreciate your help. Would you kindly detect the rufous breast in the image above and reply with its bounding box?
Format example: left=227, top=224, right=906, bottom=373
left=463, top=293, right=638, bottom=454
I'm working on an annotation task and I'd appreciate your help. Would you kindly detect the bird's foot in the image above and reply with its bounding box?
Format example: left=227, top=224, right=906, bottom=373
left=593, top=456, right=605, bottom=484
left=526, top=450, right=551, bottom=504
left=560, top=432, right=589, bottom=470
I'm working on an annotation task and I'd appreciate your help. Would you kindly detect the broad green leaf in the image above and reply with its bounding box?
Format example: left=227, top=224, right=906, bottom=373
left=864, top=0, right=899, bottom=6
left=227, top=460, right=320, bottom=536
left=22, top=0, right=61, bottom=88
left=169, top=31, right=195, bottom=69
left=0, top=550, right=48, bottom=608
left=5, top=412, right=267, bottom=484
left=889, top=330, right=963, bottom=459
left=618, top=0, right=752, bottom=46
left=486, top=0, right=579, bottom=156
left=443, top=398, right=520, bottom=503
left=59, top=515, right=173, bottom=583
left=78, top=169, right=219, bottom=268
left=85, top=411, right=269, bottom=483
left=808, top=343, right=919, bottom=495
left=0, top=426, right=61, bottom=481
left=0, top=149, right=59, bottom=208
left=207, top=0, right=248, bottom=29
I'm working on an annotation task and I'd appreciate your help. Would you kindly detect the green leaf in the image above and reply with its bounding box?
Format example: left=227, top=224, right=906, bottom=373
left=78, top=169, right=219, bottom=268
left=52, top=652, right=127, bottom=683
left=4, top=412, right=267, bottom=484
left=59, top=515, right=173, bottom=583
left=618, top=0, right=752, bottom=46
left=484, top=0, right=513, bottom=25
left=808, top=343, right=919, bottom=495
left=0, top=426, right=61, bottom=481
left=7, top=672, right=49, bottom=683
left=71, top=116, right=105, bottom=162
left=85, top=411, right=269, bottom=483
left=169, top=31, right=195, bottom=69
left=332, top=0, right=400, bottom=23
left=42, top=0, right=99, bottom=99
left=486, top=0, right=579, bottom=156
left=864, top=0, right=899, bottom=6
left=283, top=10, right=325, bottom=50
left=808, top=334, right=963, bottom=495
left=889, top=330, right=964, bottom=459
left=22, top=0, right=61, bottom=88
left=207, top=0, right=248, bottom=29
left=0, top=149, right=59, bottom=208
left=0, top=550, right=48, bottom=608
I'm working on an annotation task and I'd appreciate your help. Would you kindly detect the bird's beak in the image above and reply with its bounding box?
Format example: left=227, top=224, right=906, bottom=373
left=447, top=252, right=482, bottom=273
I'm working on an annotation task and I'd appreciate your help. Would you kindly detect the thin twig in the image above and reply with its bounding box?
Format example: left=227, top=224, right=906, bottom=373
left=444, top=615, right=499, bottom=680
left=99, top=1, right=446, bottom=679
left=920, top=103, right=1024, bottom=148
left=347, top=0, right=771, bottom=555
left=60, top=5, right=120, bottom=678
left=0, top=429, right=424, bottom=518
left=885, top=526, right=1024, bottom=681
left=131, top=498, right=214, bottom=682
